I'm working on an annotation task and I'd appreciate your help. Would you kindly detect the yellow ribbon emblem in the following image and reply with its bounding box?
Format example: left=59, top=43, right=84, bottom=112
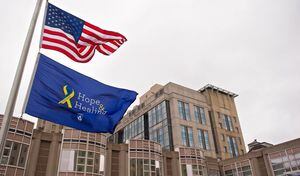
left=58, top=85, right=75, bottom=108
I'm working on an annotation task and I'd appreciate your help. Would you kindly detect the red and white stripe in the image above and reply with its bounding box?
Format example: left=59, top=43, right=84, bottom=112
left=41, top=22, right=127, bottom=63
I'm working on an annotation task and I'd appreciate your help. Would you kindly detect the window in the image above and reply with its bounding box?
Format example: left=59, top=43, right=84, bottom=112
left=1, top=140, right=28, bottom=167
left=18, top=145, right=28, bottom=167
left=94, top=153, right=100, bottom=173
left=188, top=127, right=194, bottom=147
left=223, top=114, right=234, bottom=131
left=1, top=141, right=12, bottom=165
left=157, top=128, right=163, bottom=144
left=225, top=169, right=236, bottom=176
left=181, top=164, right=187, bottom=176
left=194, top=106, right=206, bottom=125
left=77, top=165, right=84, bottom=172
left=241, top=165, right=252, bottom=176
left=59, top=149, right=104, bottom=174
left=87, top=152, right=94, bottom=172
left=147, top=102, right=170, bottom=149
left=5, top=141, right=12, bottom=148
left=181, top=126, right=194, bottom=147
left=9, top=142, right=21, bottom=166
left=149, top=121, right=170, bottom=149
left=182, top=164, right=204, bottom=176
left=148, top=101, right=167, bottom=127
left=130, top=159, right=161, bottom=176
left=123, top=115, right=145, bottom=142
left=192, top=165, right=204, bottom=175
left=197, top=129, right=210, bottom=150
left=130, top=159, right=136, bottom=176
left=133, top=120, right=137, bottom=137
left=192, top=165, right=199, bottom=175
left=137, top=159, right=143, bottom=176
left=181, top=126, right=188, bottom=146
left=224, top=160, right=252, bottom=176
left=269, top=147, right=300, bottom=176
left=227, top=136, right=239, bottom=157
left=78, top=151, right=86, bottom=157
left=149, top=109, right=156, bottom=126
left=178, top=101, right=191, bottom=120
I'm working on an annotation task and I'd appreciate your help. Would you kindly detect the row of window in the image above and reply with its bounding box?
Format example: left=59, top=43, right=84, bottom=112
left=223, top=160, right=252, bottom=176
left=130, top=158, right=162, bottom=176
left=148, top=101, right=167, bottom=127
left=148, top=101, right=170, bottom=149
left=123, top=115, right=144, bottom=142
left=178, top=101, right=207, bottom=125
left=269, top=147, right=300, bottom=176
left=224, top=166, right=252, bottom=176
left=0, top=140, right=29, bottom=168
left=59, top=149, right=105, bottom=174
left=8, top=128, right=32, bottom=137
left=123, top=101, right=170, bottom=148
left=181, top=125, right=210, bottom=150
left=123, top=101, right=168, bottom=142
left=181, top=164, right=206, bottom=176
left=149, top=121, right=170, bottom=149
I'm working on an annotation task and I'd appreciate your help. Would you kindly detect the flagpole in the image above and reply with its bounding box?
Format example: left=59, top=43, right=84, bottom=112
left=21, top=1, right=49, bottom=115
left=0, top=0, right=45, bottom=161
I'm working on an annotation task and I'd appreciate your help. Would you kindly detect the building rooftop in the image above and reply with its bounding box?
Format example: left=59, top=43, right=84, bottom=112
left=199, top=84, right=238, bottom=97
left=248, top=139, right=273, bottom=152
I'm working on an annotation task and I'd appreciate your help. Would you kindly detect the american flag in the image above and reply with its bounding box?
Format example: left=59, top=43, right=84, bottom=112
left=41, top=3, right=127, bottom=63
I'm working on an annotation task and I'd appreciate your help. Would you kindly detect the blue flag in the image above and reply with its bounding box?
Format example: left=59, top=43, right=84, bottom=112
left=25, top=54, right=137, bottom=133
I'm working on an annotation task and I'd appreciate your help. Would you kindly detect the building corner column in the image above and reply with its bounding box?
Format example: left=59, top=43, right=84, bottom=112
left=45, top=133, right=62, bottom=176
left=25, top=131, right=41, bottom=176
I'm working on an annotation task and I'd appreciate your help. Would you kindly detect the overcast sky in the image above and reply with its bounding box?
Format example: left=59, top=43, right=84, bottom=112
left=0, top=0, right=299, bottom=149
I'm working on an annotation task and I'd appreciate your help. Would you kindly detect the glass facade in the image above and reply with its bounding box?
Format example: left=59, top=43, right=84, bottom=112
left=227, top=136, right=239, bottom=157
left=181, top=126, right=194, bottom=147
left=269, top=147, right=300, bottom=176
left=223, top=160, right=252, bottom=176
left=148, top=101, right=170, bottom=149
left=149, top=101, right=167, bottom=127
left=194, top=106, right=206, bottom=125
left=197, top=129, right=210, bottom=150
left=123, top=101, right=171, bottom=149
left=178, top=101, right=191, bottom=121
left=123, top=115, right=144, bottom=142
